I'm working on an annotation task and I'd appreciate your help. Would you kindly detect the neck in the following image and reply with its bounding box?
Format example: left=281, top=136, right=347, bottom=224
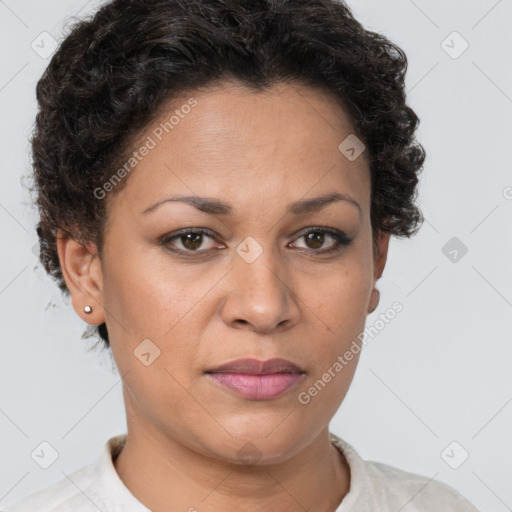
left=114, top=422, right=350, bottom=512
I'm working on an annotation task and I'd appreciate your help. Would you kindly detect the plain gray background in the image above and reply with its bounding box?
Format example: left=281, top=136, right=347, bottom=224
left=1, top=0, right=510, bottom=510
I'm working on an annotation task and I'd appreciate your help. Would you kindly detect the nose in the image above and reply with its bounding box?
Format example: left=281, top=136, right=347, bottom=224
left=220, top=246, right=301, bottom=335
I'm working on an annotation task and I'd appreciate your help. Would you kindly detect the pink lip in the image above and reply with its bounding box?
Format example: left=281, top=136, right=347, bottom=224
left=207, top=372, right=304, bottom=400
left=205, top=358, right=305, bottom=400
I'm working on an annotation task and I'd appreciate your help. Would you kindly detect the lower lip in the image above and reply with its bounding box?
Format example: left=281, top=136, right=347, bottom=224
left=206, top=372, right=304, bottom=400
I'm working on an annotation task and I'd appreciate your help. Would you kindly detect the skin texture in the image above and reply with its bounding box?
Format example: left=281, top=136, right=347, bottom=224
left=56, top=80, right=390, bottom=512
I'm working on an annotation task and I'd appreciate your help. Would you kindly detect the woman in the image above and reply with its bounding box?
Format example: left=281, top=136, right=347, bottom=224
left=6, top=0, right=480, bottom=510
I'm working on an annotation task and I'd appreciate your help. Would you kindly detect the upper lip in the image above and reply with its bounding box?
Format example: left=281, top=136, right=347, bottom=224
left=206, top=358, right=304, bottom=375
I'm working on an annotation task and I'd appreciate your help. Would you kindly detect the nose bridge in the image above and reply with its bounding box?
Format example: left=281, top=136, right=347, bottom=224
left=222, top=236, right=299, bottom=332
left=235, top=236, right=287, bottom=302
left=238, top=243, right=283, bottom=292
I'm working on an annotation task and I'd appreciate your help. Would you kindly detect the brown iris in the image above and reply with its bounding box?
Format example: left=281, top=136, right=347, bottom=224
left=181, top=233, right=204, bottom=250
left=304, top=232, right=325, bottom=249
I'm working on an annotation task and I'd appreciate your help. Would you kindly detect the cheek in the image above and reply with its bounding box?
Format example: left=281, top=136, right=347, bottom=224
left=101, top=243, right=203, bottom=341
left=121, top=362, right=205, bottom=441
left=309, top=261, right=372, bottom=339
left=102, top=250, right=206, bottom=386
left=294, top=269, right=370, bottom=421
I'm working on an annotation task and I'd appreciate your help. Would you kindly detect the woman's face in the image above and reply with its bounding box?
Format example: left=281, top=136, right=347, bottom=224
left=80, top=81, right=388, bottom=463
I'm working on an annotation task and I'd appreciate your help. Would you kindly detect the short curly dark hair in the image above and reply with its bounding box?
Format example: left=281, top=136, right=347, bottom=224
left=28, top=0, right=425, bottom=350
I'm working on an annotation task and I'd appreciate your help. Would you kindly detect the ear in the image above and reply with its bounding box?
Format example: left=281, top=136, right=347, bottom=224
left=56, top=231, right=105, bottom=326
left=367, top=231, right=391, bottom=314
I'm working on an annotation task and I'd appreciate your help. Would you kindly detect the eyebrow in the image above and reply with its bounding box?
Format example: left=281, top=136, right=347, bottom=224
left=141, top=192, right=361, bottom=216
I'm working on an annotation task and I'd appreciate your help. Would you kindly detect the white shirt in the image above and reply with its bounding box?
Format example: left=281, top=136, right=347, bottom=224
left=3, top=432, right=480, bottom=511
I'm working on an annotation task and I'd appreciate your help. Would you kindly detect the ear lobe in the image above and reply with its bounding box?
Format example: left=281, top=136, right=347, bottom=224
left=55, top=231, right=105, bottom=326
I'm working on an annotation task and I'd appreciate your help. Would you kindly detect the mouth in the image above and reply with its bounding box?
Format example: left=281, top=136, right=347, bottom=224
left=204, top=358, right=305, bottom=400
left=206, top=357, right=304, bottom=375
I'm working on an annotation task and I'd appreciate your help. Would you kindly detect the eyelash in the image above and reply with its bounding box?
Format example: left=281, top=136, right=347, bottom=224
left=160, top=227, right=352, bottom=256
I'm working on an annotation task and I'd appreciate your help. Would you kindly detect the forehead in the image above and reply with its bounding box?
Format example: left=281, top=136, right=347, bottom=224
left=106, top=80, right=370, bottom=220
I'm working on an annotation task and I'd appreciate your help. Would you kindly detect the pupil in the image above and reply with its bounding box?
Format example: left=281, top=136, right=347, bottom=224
left=183, top=233, right=202, bottom=250
left=307, top=232, right=324, bottom=249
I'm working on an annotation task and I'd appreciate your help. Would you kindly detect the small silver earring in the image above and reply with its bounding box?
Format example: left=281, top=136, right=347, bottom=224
left=84, top=305, right=93, bottom=314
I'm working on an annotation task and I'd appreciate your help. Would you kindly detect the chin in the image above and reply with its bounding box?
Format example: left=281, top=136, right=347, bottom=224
left=197, top=422, right=310, bottom=467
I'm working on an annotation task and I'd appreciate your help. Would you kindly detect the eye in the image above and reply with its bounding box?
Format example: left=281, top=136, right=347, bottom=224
left=160, top=227, right=352, bottom=255
left=289, top=227, right=352, bottom=253
left=161, top=229, right=221, bottom=252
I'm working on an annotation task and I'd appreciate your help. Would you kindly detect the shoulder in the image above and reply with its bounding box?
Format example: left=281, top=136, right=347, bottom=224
left=2, top=464, right=104, bottom=512
left=364, top=459, right=479, bottom=511
left=2, top=434, right=130, bottom=512
left=329, top=433, right=480, bottom=512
